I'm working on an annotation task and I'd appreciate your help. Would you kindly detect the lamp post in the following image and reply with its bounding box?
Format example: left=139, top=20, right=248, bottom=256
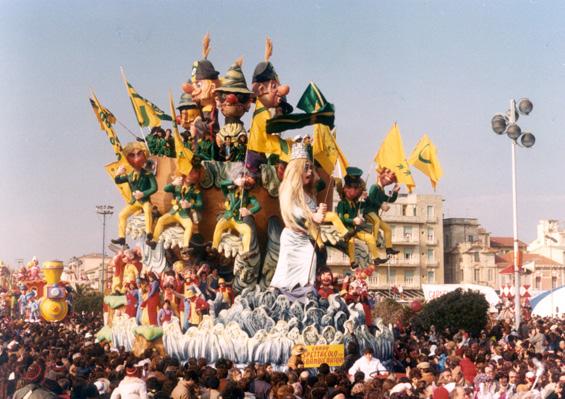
left=96, top=205, right=114, bottom=294
left=545, top=234, right=558, bottom=316
left=491, top=98, right=535, bottom=330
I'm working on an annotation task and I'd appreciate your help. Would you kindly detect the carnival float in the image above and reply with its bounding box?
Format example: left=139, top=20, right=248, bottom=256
left=88, top=34, right=442, bottom=367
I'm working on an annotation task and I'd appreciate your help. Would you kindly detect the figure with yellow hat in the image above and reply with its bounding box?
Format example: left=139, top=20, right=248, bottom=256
left=179, top=287, right=208, bottom=331
left=111, top=142, right=158, bottom=247
left=363, top=167, right=400, bottom=260
left=337, top=167, right=382, bottom=267
left=212, top=177, right=261, bottom=257
left=217, top=278, right=234, bottom=308
left=147, top=170, right=203, bottom=250
left=214, top=57, right=254, bottom=162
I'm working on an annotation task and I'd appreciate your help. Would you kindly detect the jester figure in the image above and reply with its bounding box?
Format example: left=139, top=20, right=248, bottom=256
left=363, top=167, right=400, bottom=259
left=111, top=142, right=157, bottom=247
left=337, top=167, right=381, bottom=267
left=212, top=177, right=261, bottom=257
left=177, top=92, right=199, bottom=152
left=147, top=169, right=203, bottom=249
left=214, top=58, right=253, bottom=162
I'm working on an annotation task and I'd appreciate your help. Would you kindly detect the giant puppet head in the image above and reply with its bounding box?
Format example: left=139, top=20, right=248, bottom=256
left=377, top=167, right=398, bottom=187
left=123, top=142, right=149, bottom=171
left=343, top=167, right=366, bottom=201
left=177, top=92, right=200, bottom=131
left=252, top=37, right=290, bottom=109
left=181, top=34, right=221, bottom=111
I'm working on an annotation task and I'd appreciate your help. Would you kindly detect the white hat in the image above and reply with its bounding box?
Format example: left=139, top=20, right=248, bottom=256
left=84, top=332, right=93, bottom=339
left=390, top=383, right=411, bottom=394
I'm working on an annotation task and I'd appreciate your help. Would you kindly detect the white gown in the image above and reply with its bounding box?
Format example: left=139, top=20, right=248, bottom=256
left=270, top=195, right=317, bottom=291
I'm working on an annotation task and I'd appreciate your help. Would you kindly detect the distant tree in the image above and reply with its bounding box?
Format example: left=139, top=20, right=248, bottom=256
left=411, top=288, right=489, bottom=337
left=373, top=298, right=414, bottom=326
left=73, top=283, right=103, bottom=314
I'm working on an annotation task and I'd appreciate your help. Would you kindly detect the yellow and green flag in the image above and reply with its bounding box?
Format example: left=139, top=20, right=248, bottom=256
left=89, top=92, right=126, bottom=163
left=248, top=100, right=292, bottom=162
left=409, top=134, right=443, bottom=189
left=169, top=93, right=193, bottom=176
left=374, top=123, right=415, bottom=193
left=313, top=125, right=348, bottom=176
left=125, top=81, right=171, bottom=128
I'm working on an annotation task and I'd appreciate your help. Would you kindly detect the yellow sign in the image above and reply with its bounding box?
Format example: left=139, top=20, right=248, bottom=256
left=302, top=344, right=344, bottom=368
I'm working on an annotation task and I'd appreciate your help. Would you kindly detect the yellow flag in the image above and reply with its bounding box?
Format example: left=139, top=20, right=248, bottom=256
left=125, top=81, right=171, bottom=128
left=90, top=92, right=126, bottom=163
left=248, top=99, right=292, bottom=162
left=104, top=161, right=133, bottom=204
left=374, top=123, right=415, bottom=193
left=168, top=93, right=193, bottom=175
left=409, top=134, right=443, bottom=189
left=313, top=125, right=348, bottom=176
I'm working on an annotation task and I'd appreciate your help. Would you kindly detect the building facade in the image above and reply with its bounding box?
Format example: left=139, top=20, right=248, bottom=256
left=63, top=253, right=112, bottom=291
left=528, top=220, right=565, bottom=265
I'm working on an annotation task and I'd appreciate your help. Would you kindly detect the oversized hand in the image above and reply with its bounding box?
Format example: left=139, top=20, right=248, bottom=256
left=116, top=165, right=126, bottom=176
left=181, top=200, right=191, bottom=209
left=172, top=177, right=183, bottom=186
left=239, top=208, right=251, bottom=217
left=312, top=211, right=325, bottom=224
left=133, top=191, right=144, bottom=200
left=353, top=217, right=363, bottom=226
left=317, top=203, right=328, bottom=214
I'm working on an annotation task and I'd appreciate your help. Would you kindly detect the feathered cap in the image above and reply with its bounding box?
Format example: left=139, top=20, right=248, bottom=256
left=252, top=37, right=279, bottom=83
left=191, top=33, right=219, bottom=81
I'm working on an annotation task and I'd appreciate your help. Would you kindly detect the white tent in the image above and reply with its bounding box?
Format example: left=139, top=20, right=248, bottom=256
left=530, top=286, right=565, bottom=317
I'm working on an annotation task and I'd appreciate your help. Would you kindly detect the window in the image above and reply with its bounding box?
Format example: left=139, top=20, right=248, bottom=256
left=468, top=235, right=474, bottom=242
left=535, top=276, right=541, bottom=290
left=404, top=249, right=413, bottom=260
left=427, top=205, right=434, bottom=219
left=552, top=276, right=557, bottom=289
left=427, top=270, right=435, bottom=282
left=402, top=205, right=408, bottom=216
left=474, top=252, right=480, bottom=262
left=388, top=270, right=396, bottom=283
left=427, top=228, right=434, bottom=242
left=427, top=249, right=434, bottom=263
left=488, top=268, right=494, bottom=281
left=403, top=226, right=412, bottom=241
left=474, top=269, right=480, bottom=282
left=411, top=206, right=417, bottom=216
left=405, top=270, right=414, bottom=284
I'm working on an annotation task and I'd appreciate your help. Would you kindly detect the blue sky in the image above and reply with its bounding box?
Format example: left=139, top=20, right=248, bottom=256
left=1, top=1, right=565, bottom=265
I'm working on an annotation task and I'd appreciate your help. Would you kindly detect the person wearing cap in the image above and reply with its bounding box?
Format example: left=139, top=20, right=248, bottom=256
left=288, top=344, right=308, bottom=371
left=147, top=171, right=203, bottom=250
left=109, top=364, right=147, bottom=399
left=217, top=278, right=234, bottom=308
left=179, top=287, right=208, bottom=331
left=362, top=167, right=400, bottom=258
left=337, top=166, right=382, bottom=267
left=140, top=272, right=160, bottom=326
left=110, top=141, right=158, bottom=247
left=211, top=177, right=261, bottom=257
left=348, top=348, right=387, bottom=381
left=13, top=362, right=58, bottom=399
left=177, top=92, right=200, bottom=138
left=270, top=142, right=327, bottom=295
left=214, top=58, right=254, bottom=162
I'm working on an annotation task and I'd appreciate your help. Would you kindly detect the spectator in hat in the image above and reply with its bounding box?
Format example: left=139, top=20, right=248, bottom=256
left=109, top=365, right=147, bottom=399
left=13, top=362, right=59, bottom=399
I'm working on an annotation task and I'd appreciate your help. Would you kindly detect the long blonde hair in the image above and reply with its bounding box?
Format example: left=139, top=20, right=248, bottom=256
left=279, top=158, right=320, bottom=238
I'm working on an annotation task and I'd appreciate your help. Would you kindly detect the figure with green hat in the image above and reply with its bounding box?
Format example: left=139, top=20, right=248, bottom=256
left=214, top=57, right=254, bottom=162
left=180, top=33, right=221, bottom=160
left=337, top=167, right=382, bottom=267
left=211, top=176, right=261, bottom=257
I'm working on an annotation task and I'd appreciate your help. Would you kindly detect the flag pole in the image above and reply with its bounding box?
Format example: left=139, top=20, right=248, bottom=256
left=120, top=66, right=150, bottom=151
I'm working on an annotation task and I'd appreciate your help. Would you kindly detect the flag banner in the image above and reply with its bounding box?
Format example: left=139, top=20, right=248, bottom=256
left=266, top=83, right=335, bottom=133
left=408, top=134, right=443, bottom=189
left=126, top=81, right=172, bottom=128
left=105, top=161, right=132, bottom=204
left=90, top=92, right=126, bottom=163
left=313, top=125, right=348, bottom=176
left=247, top=101, right=293, bottom=162
left=374, top=123, right=415, bottom=192
left=169, top=93, right=193, bottom=175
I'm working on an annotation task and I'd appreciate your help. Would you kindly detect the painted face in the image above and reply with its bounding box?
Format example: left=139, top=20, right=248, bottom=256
left=180, top=108, right=200, bottom=130
left=276, top=162, right=286, bottom=181
left=302, top=161, right=314, bottom=186
left=126, top=149, right=147, bottom=170
left=216, top=92, right=252, bottom=118
left=378, top=169, right=397, bottom=186
left=191, top=79, right=216, bottom=104
left=344, top=185, right=363, bottom=201
left=320, top=272, right=332, bottom=285
left=254, top=80, right=289, bottom=109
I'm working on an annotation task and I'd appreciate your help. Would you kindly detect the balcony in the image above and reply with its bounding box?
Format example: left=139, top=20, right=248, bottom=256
left=387, top=256, right=421, bottom=266
left=425, top=259, right=439, bottom=267
left=383, top=214, right=424, bottom=224
left=426, top=237, right=438, bottom=245
left=392, top=235, right=419, bottom=245
left=366, top=276, right=421, bottom=290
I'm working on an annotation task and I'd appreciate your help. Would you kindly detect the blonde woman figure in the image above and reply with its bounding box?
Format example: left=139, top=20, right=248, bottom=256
left=270, top=142, right=326, bottom=299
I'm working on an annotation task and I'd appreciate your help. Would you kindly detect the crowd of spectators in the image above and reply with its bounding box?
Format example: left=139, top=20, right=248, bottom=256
left=0, top=310, right=563, bottom=399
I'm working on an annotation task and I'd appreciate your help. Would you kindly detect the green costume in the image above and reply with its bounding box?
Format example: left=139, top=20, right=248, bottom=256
left=363, top=184, right=398, bottom=215
left=336, top=199, right=363, bottom=228
left=220, top=183, right=260, bottom=222
left=164, top=184, right=203, bottom=217
left=114, top=170, right=157, bottom=205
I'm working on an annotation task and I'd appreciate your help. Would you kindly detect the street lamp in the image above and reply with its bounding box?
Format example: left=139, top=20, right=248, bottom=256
left=96, top=205, right=114, bottom=294
left=491, top=98, right=536, bottom=330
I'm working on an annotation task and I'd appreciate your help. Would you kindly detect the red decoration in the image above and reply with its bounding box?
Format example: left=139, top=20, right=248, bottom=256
left=225, top=94, right=238, bottom=104
left=182, top=82, right=193, bottom=94
left=410, top=300, right=423, bottom=313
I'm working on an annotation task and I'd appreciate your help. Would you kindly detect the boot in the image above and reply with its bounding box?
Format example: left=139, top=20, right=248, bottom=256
left=386, top=247, right=399, bottom=255
left=146, top=240, right=157, bottom=250
left=111, top=237, right=126, bottom=246
left=373, top=258, right=388, bottom=265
